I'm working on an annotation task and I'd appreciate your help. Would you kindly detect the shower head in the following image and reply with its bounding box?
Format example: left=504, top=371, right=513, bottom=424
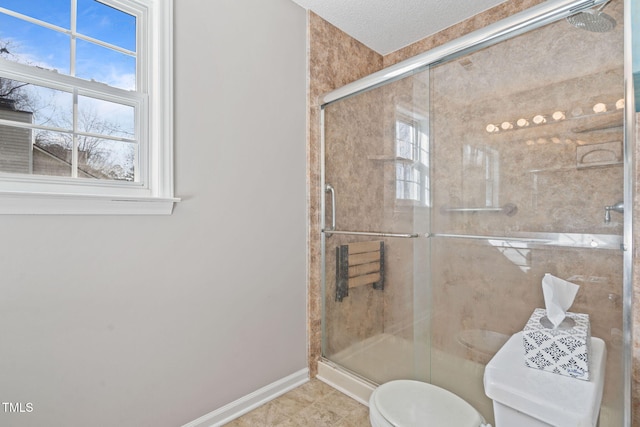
left=566, top=1, right=616, bottom=32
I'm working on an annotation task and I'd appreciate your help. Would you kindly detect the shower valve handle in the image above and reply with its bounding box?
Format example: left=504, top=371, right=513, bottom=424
left=604, top=201, right=624, bottom=223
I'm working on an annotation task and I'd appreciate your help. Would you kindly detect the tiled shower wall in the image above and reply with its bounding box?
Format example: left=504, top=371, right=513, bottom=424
left=307, top=0, right=640, bottom=423
left=307, top=11, right=383, bottom=377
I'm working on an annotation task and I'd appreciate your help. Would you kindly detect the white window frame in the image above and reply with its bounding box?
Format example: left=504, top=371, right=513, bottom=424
left=0, top=0, right=177, bottom=214
left=394, top=111, right=430, bottom=207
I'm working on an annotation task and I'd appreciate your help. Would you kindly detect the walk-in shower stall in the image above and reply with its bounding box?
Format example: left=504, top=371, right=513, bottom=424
left=320, top=0, right=630, bottom=425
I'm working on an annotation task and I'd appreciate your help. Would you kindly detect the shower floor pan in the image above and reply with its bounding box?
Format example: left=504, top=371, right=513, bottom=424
left=319, top=332, right=621, bottom=426
left=320, top=333, right=493, bottom=422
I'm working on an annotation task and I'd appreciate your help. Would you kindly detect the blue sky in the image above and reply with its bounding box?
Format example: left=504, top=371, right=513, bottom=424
left=0, top=0, right=136, bottom=89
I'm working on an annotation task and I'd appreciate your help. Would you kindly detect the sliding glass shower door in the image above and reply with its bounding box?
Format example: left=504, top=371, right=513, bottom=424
left=321, top=0, right=625, bottom=424
left=427, top=6, right=624, bottom=422
left=321, top=70, right=432, bottom=384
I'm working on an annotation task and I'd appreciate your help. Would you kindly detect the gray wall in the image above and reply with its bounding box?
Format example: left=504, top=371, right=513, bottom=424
left=0, top=0, right=308, bottom=426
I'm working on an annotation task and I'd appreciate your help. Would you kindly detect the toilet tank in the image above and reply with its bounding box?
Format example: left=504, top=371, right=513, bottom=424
left=483, top=332, right=606, bottom=427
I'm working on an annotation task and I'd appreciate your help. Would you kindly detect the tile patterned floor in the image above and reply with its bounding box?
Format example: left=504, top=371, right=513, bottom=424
left=224, top=379, right=370, bottom=427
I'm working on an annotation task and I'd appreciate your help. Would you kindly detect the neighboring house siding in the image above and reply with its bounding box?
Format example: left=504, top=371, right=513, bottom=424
left=32, top=146, right=95, bottom=179
left=0, top=108, right=32, bottom=174
left=32, top=147, right=71, bottom=178
left=0, top=104, right=96, bottom=179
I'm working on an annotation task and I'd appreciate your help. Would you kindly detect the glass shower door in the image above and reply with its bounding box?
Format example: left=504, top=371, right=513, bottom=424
left=428, top=5, right=625, bottom=424
left=320, top=1, right=626, bottom=425
left=321, top=69, right=432, bottom=384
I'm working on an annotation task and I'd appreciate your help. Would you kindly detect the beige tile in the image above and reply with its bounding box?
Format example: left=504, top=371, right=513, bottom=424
left=273, top=418, right=302, bottom=427
left=315, top=390, right=364, bottom=419
left=228, top=379, right=371, bottom=426
left=282, top=380, right=331, bottom=406
left=294, top=403, right=343, bottom=427
left=336, top=405, right=371, bottom=427
left=269, top=392, right=313, bottom=418
left=224, top=400, right=288, bottom=427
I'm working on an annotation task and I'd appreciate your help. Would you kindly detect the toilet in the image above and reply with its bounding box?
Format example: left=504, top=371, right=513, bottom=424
left=484, top=332, right=606, bottom=426
left=369, top=379, right=490, bottom=427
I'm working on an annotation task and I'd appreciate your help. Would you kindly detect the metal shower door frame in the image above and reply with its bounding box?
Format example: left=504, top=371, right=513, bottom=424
left=319, top=0, right=633, bottom=424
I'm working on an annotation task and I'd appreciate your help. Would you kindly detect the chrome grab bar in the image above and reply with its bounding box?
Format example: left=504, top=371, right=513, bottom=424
left=322, top=230, right=420, bottom=238
left=325, top=184, right=336, bottom=236
left=431, top=233, right=622, bottom=250
left=323, top=184, right=419, bottom=239
left=440, top=203, right=518, bottom=216
left=431, top=233, right=552, bottom=243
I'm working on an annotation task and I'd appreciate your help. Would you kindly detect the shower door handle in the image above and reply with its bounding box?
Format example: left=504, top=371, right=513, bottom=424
left=325, top=184, right=336, bottom=236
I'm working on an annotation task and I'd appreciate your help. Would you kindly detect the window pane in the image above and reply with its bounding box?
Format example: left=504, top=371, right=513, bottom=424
left=0, top=123, right=32, bottom=174
left=77, top=0, right=136, bottom=51
left=0, top=78, right=73, bottom=128
left=397, top=139, right=411, bottom=159
left=396, top=120, right=412, bottom=143
left=33, top=130, right=72, bottom=178
left=76, top=38, right=135, bottom=89
left=77, top=138, right=135, bottom=181
left=0, top=0, right=70, bottom=28
left=78, top=95, right=134, bottom=139
left=0, top=12, right=70, bottom=73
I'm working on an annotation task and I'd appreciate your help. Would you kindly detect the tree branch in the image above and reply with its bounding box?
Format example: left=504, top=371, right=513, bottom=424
left=0, top=82, right=29, bottom=98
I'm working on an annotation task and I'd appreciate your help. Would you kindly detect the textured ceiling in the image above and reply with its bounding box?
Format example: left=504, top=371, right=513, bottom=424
left=290, top=0, right=508, bottom=55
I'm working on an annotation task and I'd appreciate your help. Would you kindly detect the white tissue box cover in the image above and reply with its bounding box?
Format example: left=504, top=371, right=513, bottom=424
left=523, top=308, right=591, bottom=380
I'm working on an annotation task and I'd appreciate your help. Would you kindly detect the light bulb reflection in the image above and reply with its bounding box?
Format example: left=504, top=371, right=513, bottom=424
left=593, top=103, right=607, bottom=113
left=533, top=115, right=546, bottom=125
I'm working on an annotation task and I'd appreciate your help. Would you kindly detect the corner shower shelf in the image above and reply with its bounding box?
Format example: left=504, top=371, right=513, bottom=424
left=367, top=155, right=415, bottom=163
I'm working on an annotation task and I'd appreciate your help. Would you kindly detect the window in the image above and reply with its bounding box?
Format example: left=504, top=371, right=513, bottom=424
left=395, top=113, right=429, bottom=206
left=0, top=0, right=176, bottom=214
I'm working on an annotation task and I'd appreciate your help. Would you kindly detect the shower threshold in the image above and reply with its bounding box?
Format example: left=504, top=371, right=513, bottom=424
left=318, top=333, right=493, bottom=419
left=316, top=358, right=376, bottom=406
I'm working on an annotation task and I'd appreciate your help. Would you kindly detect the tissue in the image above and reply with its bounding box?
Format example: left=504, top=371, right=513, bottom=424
left=542, top=273, right=580, bottom=328
left=522, top=274, right=591, bottom=380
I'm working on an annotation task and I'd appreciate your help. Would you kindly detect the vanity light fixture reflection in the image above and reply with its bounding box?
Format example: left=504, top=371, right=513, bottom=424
left=533, top=115, right=546, bottom=124
left=593, top=103, right=607, bottom=113
left=501, top=121, right=513, bottom=130
left=571, top=107, right=584, bottom=117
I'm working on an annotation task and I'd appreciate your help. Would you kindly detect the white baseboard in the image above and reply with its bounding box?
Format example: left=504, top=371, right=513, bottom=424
left=316, top=360, right=375, bottom=406
left=182, top=368, right=309, bottom=427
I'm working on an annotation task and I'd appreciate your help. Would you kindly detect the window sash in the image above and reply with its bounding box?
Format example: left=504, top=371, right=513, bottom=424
left=0, top=60, right=147, bottom=190
left=395, top=113, right=430, bottom=206
left=0, top=0, right=149, bottom=192
left=0, top=0, right=176, bottom=214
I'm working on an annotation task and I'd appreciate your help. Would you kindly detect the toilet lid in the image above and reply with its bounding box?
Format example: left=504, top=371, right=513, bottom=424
left=373, top=380, right=484, bottom=427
